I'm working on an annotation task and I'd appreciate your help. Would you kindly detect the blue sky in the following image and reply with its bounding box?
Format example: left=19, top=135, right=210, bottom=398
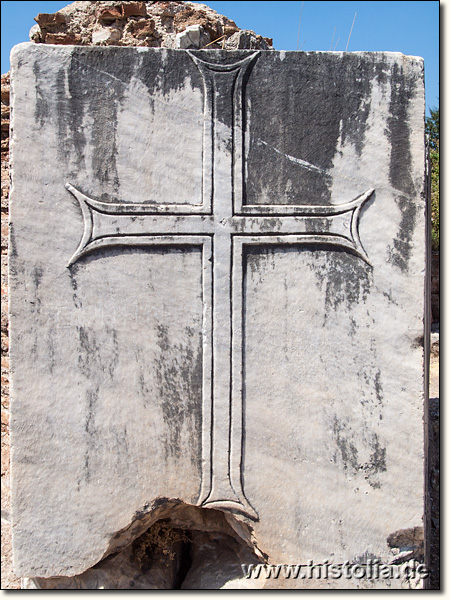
left=1, top=1, right=440, bottom=111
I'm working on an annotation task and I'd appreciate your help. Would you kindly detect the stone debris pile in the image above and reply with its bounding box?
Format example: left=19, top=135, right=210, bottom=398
left=29, top=1, right=274, bottom=50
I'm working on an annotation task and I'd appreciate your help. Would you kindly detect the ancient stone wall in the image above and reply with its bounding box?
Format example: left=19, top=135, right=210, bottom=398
left=1, top=73, right=10, bottom=483
left=29, top=1, right=273, bottom=49
left=1, top=70, right=20, bottom=589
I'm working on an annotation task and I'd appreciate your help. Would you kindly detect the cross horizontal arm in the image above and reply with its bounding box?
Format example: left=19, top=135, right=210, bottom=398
left=90, top=211, right=356, bottom=238
left=66, top=184, right=373, bottom=267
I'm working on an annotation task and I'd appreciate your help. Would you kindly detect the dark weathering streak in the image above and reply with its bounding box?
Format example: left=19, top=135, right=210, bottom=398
left=386, top=61, right=421, bottom=272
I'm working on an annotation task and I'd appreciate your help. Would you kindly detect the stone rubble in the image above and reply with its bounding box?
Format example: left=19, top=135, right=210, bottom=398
left=29, top=1, right=273, bottom=50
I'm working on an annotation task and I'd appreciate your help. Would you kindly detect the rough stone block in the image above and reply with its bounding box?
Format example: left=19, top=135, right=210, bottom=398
left=121, top=2, right=147, bottom=18
left=34, top=12, right=67, bottom=27
left=9, top=44, right=428, bottom=588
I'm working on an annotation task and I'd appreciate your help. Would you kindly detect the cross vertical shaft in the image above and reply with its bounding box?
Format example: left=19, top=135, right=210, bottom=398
left=190, top=55, right=259, bottom=516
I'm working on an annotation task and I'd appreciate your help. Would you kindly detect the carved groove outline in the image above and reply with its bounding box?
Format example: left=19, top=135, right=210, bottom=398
left=66, top=51, right=374, bottom=521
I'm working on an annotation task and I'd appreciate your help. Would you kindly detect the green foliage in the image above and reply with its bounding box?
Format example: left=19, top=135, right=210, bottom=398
left=426, top=107, right=439, bottom=151
left=426, top=107, right=439, bottom=251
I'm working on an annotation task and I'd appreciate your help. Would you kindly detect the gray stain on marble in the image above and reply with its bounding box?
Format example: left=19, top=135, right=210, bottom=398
left=305, top=248, right=372, bottom=314
left=244, top=53, right=380, bottom=207
left=33, top=62, right=48, bottom=130
left=154, top=324, right=202, bottom=471
left=385, top=62, right=420, bottom=273
left=76, top=325, right=119, bottom=380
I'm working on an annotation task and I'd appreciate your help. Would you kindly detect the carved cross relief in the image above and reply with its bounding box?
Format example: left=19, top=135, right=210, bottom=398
left=66, top=51, right=374, bottom=520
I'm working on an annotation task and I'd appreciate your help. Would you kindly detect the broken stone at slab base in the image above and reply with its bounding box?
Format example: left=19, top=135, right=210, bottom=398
left=24, top=502, right=265, bottom=590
